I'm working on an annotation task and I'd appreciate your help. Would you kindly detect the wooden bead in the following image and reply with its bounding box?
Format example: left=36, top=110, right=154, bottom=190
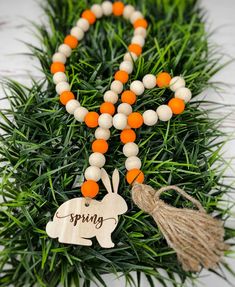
left=128, top=112, right=143, bottom=128
left=114, top=70, right=129, bottom=84
left=130, top=80, right=145, bottom=96
left=84, top=112, right=99, bottom=128
left=143, top=110, right=158, bottom=126
left=128, top=43, right=142, bottom=56
left=121, top=90, right=137, bottom=105
left=170, top=76, right=185, bottom=92
left=112, top=2, right=124, bottom=16
left=60, top=91, right=75, bottom=105
left=120, top=129, right=136, bottom=144
left=50, top=62, right=65, bottom=74
left=123, top=5, right=135, bottom=19
left=125, top=156, right=142, bottom=170
left=91, top=4, right=103, bottom=18
left=65, top=99, right=80, bottom=114
left=92, top=139, right=109, bottom=154
left=89, top=152, right=106, bottom=168
left=123, top=142, right=139, bottom=157
left=123, top=52, right=138, bottom=62
left=95, top=127, right=110, bottom=140
left=142, top=74, right=157, bottom=89
left=53, top=72, right=67, bottom=84
left=119, top=61, right=133, bottom=74
left=134, top=18, right=148, bottom=29
left=64, top=35, right=78, bottom=49
left=58, top=44, right=72, bottom=57
left=101, top=1, right=113, bottom=16
left=156, top=72, right=172, bottom=88
left=113, top=113, right=127, bottom=130
left=117, top=103, right=132, bottom=115
left=100, top=102, right=115, bottom=115
left=70, top=26, right=84, bottom=40
left=103, top=90, right=118, bottom=104
left=74, top=107, right=88, bottom=122
left=110, top=80, right=123, bottom=94
left=85, top=166, right=101, bottom=182
left=126, top=169, right=144, bottom=184
left=156, top=105, right=173, bottom=121
left=81, top=180, right=99, bottom=198
left=130, top=11, right=143, bottom=24
left=82, top=10, right=96, bottom=25
left=175, top=87, right=192, bottom=103
left=52, top=52, right=66, bottom=64
left=131, top=35, right=145, bottom=47
left=168, top=98, right=185, bottom=115
left=76, top=18, right=90, bottom=32
left=56, top=81, right=70, bottom=95
left=98, top=113, right=113, bottom=129
left=134, top=27, right=147, bottom=38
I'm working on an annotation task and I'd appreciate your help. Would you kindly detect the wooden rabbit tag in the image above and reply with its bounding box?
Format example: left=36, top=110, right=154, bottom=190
left=46, top=169, right=128, bottom=248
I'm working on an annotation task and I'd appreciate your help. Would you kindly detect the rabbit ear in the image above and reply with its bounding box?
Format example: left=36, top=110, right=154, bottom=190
left=112, top=169, right=119, bottom=194
left=101, top=168, right=112, bottom=193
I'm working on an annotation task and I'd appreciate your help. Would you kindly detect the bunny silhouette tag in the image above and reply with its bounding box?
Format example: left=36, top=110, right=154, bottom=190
left=46, top=169, right=128, bottom=248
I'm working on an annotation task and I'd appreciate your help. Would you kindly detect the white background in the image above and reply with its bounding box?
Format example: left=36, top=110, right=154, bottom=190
left=0, top=0, right=234, bottom=286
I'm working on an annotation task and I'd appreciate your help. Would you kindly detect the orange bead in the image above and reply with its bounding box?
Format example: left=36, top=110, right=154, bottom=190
left=120, top=129, right=136, bottom=144
left=134, top=19, right=148, bottom=29
left=82, top=10, right=96, bottom=25
left=128, top=44, right=142, bottom=56
left=156, top=72, right=172, bottom=88
left=126, top=169, right=144, bottom=185
left=112, top=2, right=125, bottom=16
left=84, top=112, right=99, bottom=128
left=92, top=139, right=109, bottom=154
left=81, top=180, right=99, bottom=198
left=60, top=91, right=75, bottom=105
left=168, top=98, right=185, bottom=115
left=50, top=62, right=65, bottom=74
left=127, top=112, right=143, bottom=129
left=100, top=102, right=115, bottom=115
left=121, top=90, right=137, bottom=105
left=64, top=35, right=78, bottom=49
left=114, top=70, right=129, bottom=84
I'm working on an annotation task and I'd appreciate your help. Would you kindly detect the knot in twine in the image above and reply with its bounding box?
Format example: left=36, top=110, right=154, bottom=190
left=132, top=183, right=229, bottom=272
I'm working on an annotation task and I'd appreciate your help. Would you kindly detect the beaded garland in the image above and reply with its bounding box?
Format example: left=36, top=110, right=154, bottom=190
left=50, top=1, right=192, bottom=199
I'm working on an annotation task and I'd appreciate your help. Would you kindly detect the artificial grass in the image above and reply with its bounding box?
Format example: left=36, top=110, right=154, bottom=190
left=0, top=0, right=235, bottom=286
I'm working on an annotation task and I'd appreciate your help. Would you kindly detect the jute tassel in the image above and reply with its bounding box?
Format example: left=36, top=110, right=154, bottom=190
left=132, top=183, right=229, bottom=272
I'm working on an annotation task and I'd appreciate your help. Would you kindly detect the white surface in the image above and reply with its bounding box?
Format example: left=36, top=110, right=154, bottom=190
left=0, top=0, right=234, bottom=286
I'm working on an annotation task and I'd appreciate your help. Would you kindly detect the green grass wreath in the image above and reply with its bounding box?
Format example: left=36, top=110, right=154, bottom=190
left=0, top=0, right=235, bottom=286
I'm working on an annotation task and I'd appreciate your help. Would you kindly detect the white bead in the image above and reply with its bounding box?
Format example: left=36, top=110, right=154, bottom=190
left=58, top=44, right=72, bottom=57
left=103, top=90, right=118, bottom=104
left=130, top=11, right=143, bottom=24
left=65, top=99, right=80, bottom=114
left=76, top=18, right=90, bottom=32
left=70, top=26, right=84, bottom=40
left=143, top=110, right=158, bottom=126
left=91, top=4, right=103, bottom=18
left=142, top=74, right=157, bottom=89
left=170, top=76, right=186, bottom=92
left=123, top=142, right=139, bottom=157
left=134, top=27, right=147, bottom=38
left=117, top=103, right=132, bottom=115
left=95, top=127, right=110, bottom=140
left=110, top=80, right=123, bottom=94
left=131, top=35, right=145, bottom=47
left=119, top=61, right=133, bottom=74
left=113, top=113, right=127, bottom=130
left=74, top=107, right=88, bottom=122
left=84, top=166, right=101, bottom=182
left=101, top=1, right=113, bottom=16
left=123, top=52, right=138, bottom=62
left=175, top=87, right=192, bottom=103
left=55, top=82, right=70, bottom=95
left=89, top=153, right=106, bottom=168
left=53, top=72, right=67, bottom=84
left=156, top=105, right=173, bottom=121
left=98, top=113, right=113, bottom=129
left=130, top=80, right=145, bottom=95
left=123, top=5, right=135, bottom=19
left=52, top=52, right=66, bottom=64
left=125, top=156, right=142, bottom=170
